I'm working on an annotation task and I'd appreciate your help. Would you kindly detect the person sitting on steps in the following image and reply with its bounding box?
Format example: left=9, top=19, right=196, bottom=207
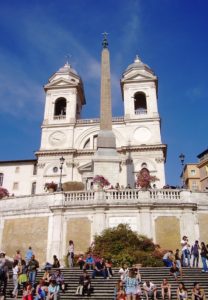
left=77, top=254, right=85, bottom=270
left=143, top=280, right=158, bottom=300
left=75, top=270, right=91, bottom=296
left=191, top=282, right=205, bottom=300
left=84, top=253, right=94, bottom=270
left=52, top=255, right=60, bottom=269
left=92, top=257, right=107, bottom=279
left=161, top=278, right=171, bottom=300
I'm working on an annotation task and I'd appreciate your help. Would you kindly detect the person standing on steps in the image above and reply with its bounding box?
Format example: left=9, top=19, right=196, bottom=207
left=25, top=246, right=33, bottom=266
left=67, top=240, right=74, bottom=268
left=181, top=236, right=189, bottom=267
left=191, top=241, right=200, bottom=268
left=200, top=242, right=208, bottom=272
left=28, top=255, right=39, bottom=288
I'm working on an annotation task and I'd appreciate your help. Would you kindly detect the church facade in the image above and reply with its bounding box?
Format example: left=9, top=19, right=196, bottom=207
left=0, top=39, right=208, bottom=265
left=0, top=53, right=166, bottom=196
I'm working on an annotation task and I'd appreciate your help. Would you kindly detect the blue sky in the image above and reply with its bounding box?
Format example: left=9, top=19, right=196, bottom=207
left=0, top=0, right=208, bottom=185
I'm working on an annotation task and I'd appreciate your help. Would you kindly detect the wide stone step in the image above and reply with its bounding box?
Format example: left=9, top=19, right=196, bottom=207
left=4, top=267, right=208, bottom=300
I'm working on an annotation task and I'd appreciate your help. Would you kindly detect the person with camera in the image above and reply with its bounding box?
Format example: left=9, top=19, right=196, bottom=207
left=124, top=268, right=139, bottom=300
left=181, top=236, right=190, bottom=267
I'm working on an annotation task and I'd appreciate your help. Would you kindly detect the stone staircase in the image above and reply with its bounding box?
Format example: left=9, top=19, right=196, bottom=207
left=4, top=267, right=208, bottom=299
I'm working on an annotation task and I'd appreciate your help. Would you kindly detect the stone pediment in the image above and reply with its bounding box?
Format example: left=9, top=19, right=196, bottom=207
left=44, top=78, right=78, bottom=90
left=122, top=71, right=156, bottom=82
left=78, top=161, right=93, bottom=173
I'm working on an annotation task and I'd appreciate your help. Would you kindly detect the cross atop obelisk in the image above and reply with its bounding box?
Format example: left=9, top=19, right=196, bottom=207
left=97, top=33, right=116, bottom=148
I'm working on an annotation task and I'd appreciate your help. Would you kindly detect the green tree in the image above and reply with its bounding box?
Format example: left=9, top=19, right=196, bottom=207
left=91, top=224, right=163, bottom=267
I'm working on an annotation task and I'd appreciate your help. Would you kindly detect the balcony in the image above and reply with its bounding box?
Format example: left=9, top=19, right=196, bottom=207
left=53, top=115, right=66, bottom=120
left=135, top=109, right=147, bottom=115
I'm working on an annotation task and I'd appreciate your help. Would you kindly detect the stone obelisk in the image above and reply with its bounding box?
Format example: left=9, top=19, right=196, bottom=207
left=93, top=34, right=120, bottom=186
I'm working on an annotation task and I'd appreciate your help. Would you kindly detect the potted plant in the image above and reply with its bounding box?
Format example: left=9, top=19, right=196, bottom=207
left=93, top=175, right=110, bottom=190
left=136, top=168, right=158, bottom=190
left=0, top=187, right=9, bottom=199
left=44, top=182, right=58, bottom=193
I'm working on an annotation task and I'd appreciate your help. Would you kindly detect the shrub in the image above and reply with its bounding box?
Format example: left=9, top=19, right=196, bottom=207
left=91, top=224, right=162, bottom=267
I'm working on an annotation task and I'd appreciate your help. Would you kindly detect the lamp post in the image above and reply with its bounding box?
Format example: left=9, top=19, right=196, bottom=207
left=179, top=153, right=185, bottom=188
left=58, top=156, right=65, bottom=191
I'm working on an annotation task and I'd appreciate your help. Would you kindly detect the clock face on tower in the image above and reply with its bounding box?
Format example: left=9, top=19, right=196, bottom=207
left=49, top=131, right=66, bottom=146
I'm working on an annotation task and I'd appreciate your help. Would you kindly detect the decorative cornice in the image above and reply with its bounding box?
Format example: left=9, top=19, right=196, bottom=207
left=35, top=144, right=167, bottom=158
left=37, top=163, right=45, bottom=169
left=155, top=157, right=165, bottom=163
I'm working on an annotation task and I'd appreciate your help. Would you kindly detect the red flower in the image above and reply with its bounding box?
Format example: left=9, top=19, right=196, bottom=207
left=93, top=175, right=110, bottom=187
left=0, top=187, right=9, bottom=199
left=136, top=168, right=158, bottom=189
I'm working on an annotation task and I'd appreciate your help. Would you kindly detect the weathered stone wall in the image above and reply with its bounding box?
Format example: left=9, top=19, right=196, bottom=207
left=198, top=213, right=208, bottom=243
left=2, top=217, right=48, bottom=264
left=66, top=217, right=91, bottom=254
left=155, top=216, right=180, bottom=250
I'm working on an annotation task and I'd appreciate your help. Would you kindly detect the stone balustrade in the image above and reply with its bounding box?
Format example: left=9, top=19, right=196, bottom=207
left=1, top=189, right=208, bottom=214
left=63, top=189, right=201, bottom=206
left=76, top=116, right=124, bottom=124
left=64, top=190, right=95, bottom=204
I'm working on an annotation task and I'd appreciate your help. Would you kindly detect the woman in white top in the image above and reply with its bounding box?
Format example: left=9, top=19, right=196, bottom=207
left=118, top=264, right=129, bottom=281
left=12, top=260, right=19, bottom=298
left=177, top=282, right=188, bottom=300
left=68, top=240, right=74, bottom=268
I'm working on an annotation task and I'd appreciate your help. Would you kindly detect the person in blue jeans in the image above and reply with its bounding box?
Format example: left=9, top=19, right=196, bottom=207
left=191, top=240, right=200, bottom=268
left=28, top=255, right=39, bottom=287
left=92, top=258, right=107, bottom=279
left=200, top=242, right=208, bottom=272
left=162, top=251, right=173, bottom=267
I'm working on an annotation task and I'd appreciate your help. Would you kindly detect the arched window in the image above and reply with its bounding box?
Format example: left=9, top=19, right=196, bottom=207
left=141, top=162, right=147, bottom=168
left=83, top=138, right=90, bottom=149
left=93, top=135, right=98, bottom=149
left=0, top=173, right=4, bottom=186
left=54, top=97, right=66, bottom=118
left=134, top=92, right=147, bottom=114
left=83, top=135, right=98, bottom=150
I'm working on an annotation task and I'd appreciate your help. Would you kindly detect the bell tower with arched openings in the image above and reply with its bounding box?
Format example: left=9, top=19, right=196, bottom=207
left=121, top=55, right=159, bottom=120
left=39, top=62, right=85, bottom=152
left=35, top=62, right=86, bottom=194
left=120, top=55, right=166, bottom=187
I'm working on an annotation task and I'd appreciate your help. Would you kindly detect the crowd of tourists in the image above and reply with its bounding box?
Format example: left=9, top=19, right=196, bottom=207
left=0, top=247, right=66, bottom=300
left=0, top=237, right=208, bottom=300
left=162, top=237, right=208, bottom=272
left=114, top=265, right=206, bottom=300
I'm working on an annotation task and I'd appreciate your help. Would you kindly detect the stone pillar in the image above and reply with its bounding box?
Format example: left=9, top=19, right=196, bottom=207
left=92, top=208, right=106, bottom=236
left=47, top=209, right=64, bottom=262
left=139, top=208, right=153, bottom=238
left=0, top=217, right=4, bottom=251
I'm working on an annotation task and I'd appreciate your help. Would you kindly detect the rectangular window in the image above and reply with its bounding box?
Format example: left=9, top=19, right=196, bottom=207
left=192, top=181, right=198, bottom=190
left=13, top=182, right=19, bottom=190
left=0, top=173, right=4, bottom=186
left=31, top=182, right=36, bottom=195
left=33, top=164, right=37, bottom=175
left=191, top=169, right=196, bottom=176
left=15, top=166, right=20, bottom=173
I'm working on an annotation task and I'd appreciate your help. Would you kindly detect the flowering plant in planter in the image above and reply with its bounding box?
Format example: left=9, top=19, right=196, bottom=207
left=0, top=187, right=9, bottom=199
left=136, top=168, right=158, bottom=190
left=93, top=175, right=110, bottom=188
left=44, top=181, right=58, bottom=192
